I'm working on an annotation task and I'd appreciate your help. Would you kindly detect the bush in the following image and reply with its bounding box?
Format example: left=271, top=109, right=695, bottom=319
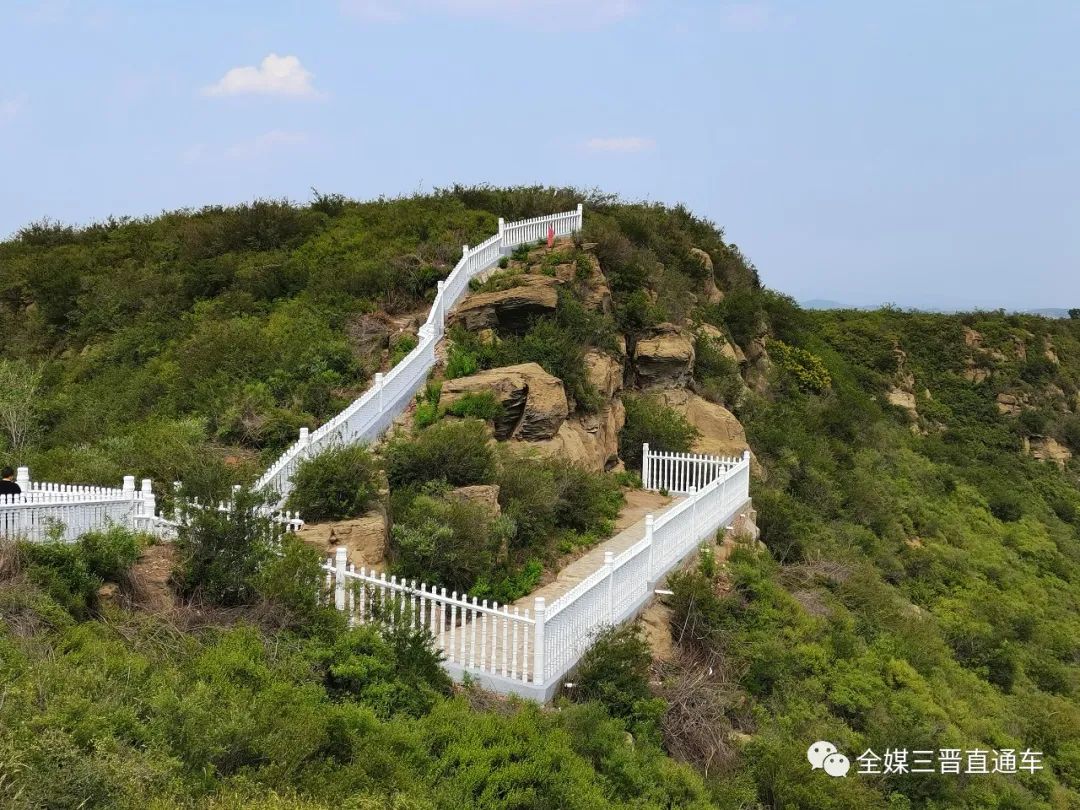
left=173, top=487, right=277, bottom=606
left=286, top=444, right=379, bottom=522
left=619, top=395, right=699, bottom=470
left=770, top=339, right=831, bottom=394
left=572, top=623, right=665, bottom=737
left=389, top=333, right=418, bottom=367
left=384, top=419, right=495, bottom=490
left=444, top=344, right=478, bottom=379
left=444, top=391, right=504, bottom=421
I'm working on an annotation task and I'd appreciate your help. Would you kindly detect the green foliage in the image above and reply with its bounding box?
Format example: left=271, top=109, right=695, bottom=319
left=619, top=395, right=700, bottom=470
left=443, top=391, right=505, bottom=421
left=770, top=339, right=832, bottom=394
left=15, top=526, right=145, bottom=618
left=384, top=419, right=495, bottom=490
left=285, top=444, right=379, bottom=522
left=389, top=333, right=418, bottom=367
left=444, top=344, right=479, bottom=379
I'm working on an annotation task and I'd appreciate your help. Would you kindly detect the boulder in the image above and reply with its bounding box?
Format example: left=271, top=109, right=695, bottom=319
left=886, top=387, right=918, bottom=419
left=690, top=247, right=724, bottom=304
left=440, top=362, right=568, bottom=441
left=634, top=324, right=695, bottom=387
left=449, top=484, right=501, bottom=515
left=698, top=323, right=745, bottom=363
left=297, top=509, right=389, bottom=569
left=996, top=392, right=1025, bottom=416
left=658, top=388, right=749, bottom=458
left=584, top=350, right=624, bottom=399
left=524, top=399, right=626, bottom=472
left=450, top=275, right=558, bottom=334
left=1025, top=436, right=1072, bottom=468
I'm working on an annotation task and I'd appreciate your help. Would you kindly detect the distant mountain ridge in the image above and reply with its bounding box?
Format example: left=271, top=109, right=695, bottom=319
left=800, top=298, right=1073, bottom=318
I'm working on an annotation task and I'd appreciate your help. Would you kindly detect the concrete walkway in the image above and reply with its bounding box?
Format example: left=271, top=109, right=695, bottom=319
left=513, top=489, right=684, bottom=610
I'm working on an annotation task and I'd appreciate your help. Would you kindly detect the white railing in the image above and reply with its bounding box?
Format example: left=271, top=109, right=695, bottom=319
left=322, top=447, right=751, bottom=700
left=0, top=470, right=159, bottom=542
left=253, top=205, right=585, bottom=506
left=640, top=443, right=742, bottom=494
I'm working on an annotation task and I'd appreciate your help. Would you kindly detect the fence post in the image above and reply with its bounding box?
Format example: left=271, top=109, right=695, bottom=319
left=641, top=443, right=650, bottom=489
left=603, top=551, right=615, bottom=622
left=122, top=475, right=135, bottom=496
left=335, top=546, right=348, bottom=612
left=16, top=466, right=30, bottom=492
left=298, top=427, right=310, bottom=456
left=140, top=479, right=155, bottom=532
left=374, top=373, right=385, bottom=411
left=498, top=217, right=505, bottom=246
left=533, top=596, right=545, bottom=686
left=576, top=203, right=583, bottom=229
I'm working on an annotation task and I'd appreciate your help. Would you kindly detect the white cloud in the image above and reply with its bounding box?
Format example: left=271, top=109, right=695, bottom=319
left=585, top=136, right=655, bottom=153
left=341, top=0, right=639, bottom=26
left=203, top=54, right=320, bottom=99
left=0, top=96, right=26, bottom=124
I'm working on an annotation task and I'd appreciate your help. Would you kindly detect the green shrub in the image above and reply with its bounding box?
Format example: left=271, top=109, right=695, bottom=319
left=770, top=339, right=831, bottom=394
left=572, top=623, right=665, bottom=738
left=470, top=559, right=543, bottom=604
left=384, top=419, right=495, bottom=490
left=619, top=395, right=699, bottom=470
left=444, top=391, right=504, bottom=421
left=389, top=333, right=418, bottom=367
left=498, top=255, right=509, bottom=269
left=413, top=401, right=439, bottom=429
left=444, top=344, right=479, bottom=379
left=286, top=444, right=379, bottom=522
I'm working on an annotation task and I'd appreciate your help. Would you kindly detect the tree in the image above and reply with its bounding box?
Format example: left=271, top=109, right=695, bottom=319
left=0, top=359, right=42, bottom=454
left=1069, top=308, right=1080, bottom=320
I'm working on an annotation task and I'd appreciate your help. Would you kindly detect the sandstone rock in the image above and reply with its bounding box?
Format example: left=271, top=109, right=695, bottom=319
left=963, top=327, right=983, bottom=348
left=448, top=484, right=501, bottom=515
left=526, top=399, right=626, bottom=472
left=584, top=350, right=624, bottom=399
left=1025, top=435, right=1072, bottom=468
left=450, top=275, right=558, bottom=333
left=690, top=247, right=724, bottom=304
left=1044, top=337, right=1060, bottom=365
left=634, top=324, right=695, bottom=387
left=298, top=509, right=389, bottom=569
left=440, top=363, right=568, bottom=441
left=698, top=324, right=745, bottom=363
left=996, top=392, right=1025, bottom=416
left=742, top=335, right=771, bottom=394
left=659, top=388, right=749, bottom=458
left=887, top=387, right=918, bottom=419
left=551, top=251, right=612, bottom=313
left=963, top=358, right=990, bottom=383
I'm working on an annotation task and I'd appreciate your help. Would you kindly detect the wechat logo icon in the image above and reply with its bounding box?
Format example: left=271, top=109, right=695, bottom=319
left=808, top=741, right=851, bottom=777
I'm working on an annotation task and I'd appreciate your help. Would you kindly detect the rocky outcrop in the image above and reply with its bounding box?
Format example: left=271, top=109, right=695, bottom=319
left=526, top=399, right=626, bottom=472
left=996, top=393, right=1027, bottom=416
left=887, top=387, right=918, bottom=418
left=1025, top=436, right=1072, bottom=468
left=440, top=362, right=568, bottom=441
left=659, top=388, right=749, bottom=458
left=743, top=335, right=771, bottom=394
left=298, top=508, right=389, bottom=569
left=698, top=323, right=745, bottom=363
left=448, top=484, right=501, bottom=515
left=584, top=350, right=624, bottom=399
left=634, top=324, right=695, bottom=387
left=450, top=275, right=558, bottom=333
left=689, top=247, right=724, bottom=304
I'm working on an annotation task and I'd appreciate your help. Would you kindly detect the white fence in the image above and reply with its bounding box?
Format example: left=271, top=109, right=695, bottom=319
left=0, top=467, right=304, bottom=543
left=253, top=205, right=585, bottom=505
left=323, top=447, right=751, bottom=700
left=641, top=443, right=743, bottom=495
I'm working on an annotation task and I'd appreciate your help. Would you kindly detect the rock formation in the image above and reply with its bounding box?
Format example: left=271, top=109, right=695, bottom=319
left=440, top=362, right=569, bottom=441
left=633, top=323, right=695, bottom=387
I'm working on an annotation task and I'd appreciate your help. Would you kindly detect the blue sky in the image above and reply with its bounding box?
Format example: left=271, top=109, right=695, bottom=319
left=2, top=0, right=1078, bottom=310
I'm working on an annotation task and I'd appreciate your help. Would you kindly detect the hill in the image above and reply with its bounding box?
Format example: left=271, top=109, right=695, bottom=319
left=2, top=188, right=1080, bottom=808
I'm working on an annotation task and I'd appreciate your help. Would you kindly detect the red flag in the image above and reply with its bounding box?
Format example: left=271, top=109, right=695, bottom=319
left=547, top=224, right=555, bottom=248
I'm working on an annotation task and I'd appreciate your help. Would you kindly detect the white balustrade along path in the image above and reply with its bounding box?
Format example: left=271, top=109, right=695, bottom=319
left=323, top=447, right=752, bottom=701
left=253, top=206, right=585, bottom=507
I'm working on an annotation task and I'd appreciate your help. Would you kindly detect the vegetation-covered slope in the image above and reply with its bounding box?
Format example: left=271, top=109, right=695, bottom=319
left=3, top=188, right=1080, bottom=808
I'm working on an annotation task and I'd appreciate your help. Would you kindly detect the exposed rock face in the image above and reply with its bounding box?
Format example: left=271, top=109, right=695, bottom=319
left=1045, top=337, right=1060, bottom=365
left=996, top=392, right=1026, bottom=416
left=634, top=324, right=695, bottom=387
left=887, top=387, right=919, bottom=418
left=440, top=362, right=569, bottom=441
left=550, top=250, right=612, bottom=314
left=963, top=327, right=983, bottom=348
left=698, top=323, right=745, bottom=363
left=743, top=335, right=771, bottom=394
left=1025, top=436, right=1072, bottom=468
left=690, top=247, right=724, bottom=304
left=526, top=399, right=626, bottom=472
left=450, top=275, right=558, bottom=333
left=659, top=388, right=749, bottom=458
left=448, top=484, right=501, bottom=515
left=298, top=508, right=389, bottom=569
left=963, top=359, right=991, bottom=383
left=584, top=350, right=624, bottom=399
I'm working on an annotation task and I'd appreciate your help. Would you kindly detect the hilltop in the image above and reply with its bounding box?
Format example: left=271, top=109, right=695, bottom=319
left=2, top=187, right=1080, bottom=808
